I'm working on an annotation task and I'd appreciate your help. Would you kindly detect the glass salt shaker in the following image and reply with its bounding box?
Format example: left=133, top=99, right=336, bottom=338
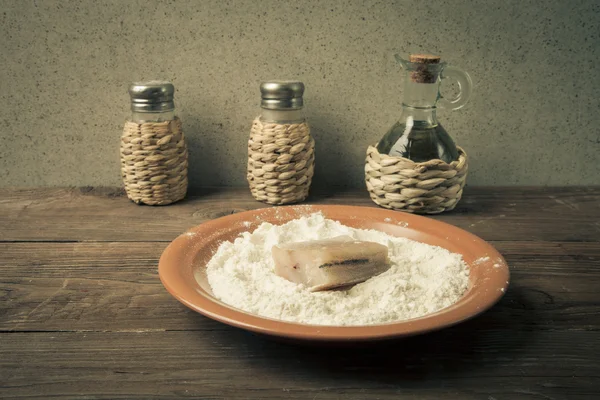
left=120, top=81, right=188, bottom=205
left=247, top=81, right=315, bottom=205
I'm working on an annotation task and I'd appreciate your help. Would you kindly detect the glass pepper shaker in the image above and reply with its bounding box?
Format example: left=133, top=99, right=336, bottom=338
left=247, top=81, right=315, bottom=205
left=120, top=81, right=188, bottom=205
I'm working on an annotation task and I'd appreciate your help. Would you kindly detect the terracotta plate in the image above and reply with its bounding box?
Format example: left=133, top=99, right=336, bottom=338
left=159, top=205, right=509, bottom=342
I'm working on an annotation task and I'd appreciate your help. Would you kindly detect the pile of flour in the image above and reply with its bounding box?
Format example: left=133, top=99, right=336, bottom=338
left=205, top=213, right=469, bottom=326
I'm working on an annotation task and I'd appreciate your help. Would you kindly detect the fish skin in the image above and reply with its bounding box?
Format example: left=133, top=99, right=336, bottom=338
left=272, top=236, right=391, bottom=292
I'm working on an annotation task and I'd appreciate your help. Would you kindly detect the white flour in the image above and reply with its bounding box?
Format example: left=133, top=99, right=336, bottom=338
left=206, top=213, right=469, bottom=326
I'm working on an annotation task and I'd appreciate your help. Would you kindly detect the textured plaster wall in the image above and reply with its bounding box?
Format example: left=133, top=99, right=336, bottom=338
left=1, top=0, right=598, bottom=187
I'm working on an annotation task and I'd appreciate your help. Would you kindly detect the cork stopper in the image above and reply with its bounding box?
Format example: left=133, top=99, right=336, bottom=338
left=409, top=54, right=441, bottom=84
left=409, top=54, right=441, bottom=64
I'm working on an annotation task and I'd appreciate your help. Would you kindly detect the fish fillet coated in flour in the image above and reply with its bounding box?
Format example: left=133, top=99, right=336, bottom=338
left=271, top=236, right=391, bottom=291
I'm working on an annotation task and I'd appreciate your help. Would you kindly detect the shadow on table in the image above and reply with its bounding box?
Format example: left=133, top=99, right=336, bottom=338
left=204, top=286, right=535, bottom=384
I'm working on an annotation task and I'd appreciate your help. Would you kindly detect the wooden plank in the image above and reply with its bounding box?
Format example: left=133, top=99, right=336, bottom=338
left=0, top=187, right=599, bottom=242
left=0, top=330, right=598, bottom=399
left=1, top=242, right=599, bottom=332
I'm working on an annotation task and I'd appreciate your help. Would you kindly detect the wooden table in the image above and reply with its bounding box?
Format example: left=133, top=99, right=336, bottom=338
left=1, top=187, right=599, bottom=399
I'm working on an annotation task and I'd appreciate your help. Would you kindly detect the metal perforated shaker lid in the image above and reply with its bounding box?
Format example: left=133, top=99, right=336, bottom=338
left=260, top=81, right=304, bottom=110
left=128, top=81, right=175, bottom=113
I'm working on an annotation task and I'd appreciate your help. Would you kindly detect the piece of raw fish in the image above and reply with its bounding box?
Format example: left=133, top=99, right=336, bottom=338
left=272, top=236, right=390, bottom=292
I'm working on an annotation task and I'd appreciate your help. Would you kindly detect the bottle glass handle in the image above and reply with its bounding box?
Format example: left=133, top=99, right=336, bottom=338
left=437, top=65, right=472, bottom=111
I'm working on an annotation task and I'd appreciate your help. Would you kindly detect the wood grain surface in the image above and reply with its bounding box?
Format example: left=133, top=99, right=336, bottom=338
left=1, top=187, right=599, bottom=399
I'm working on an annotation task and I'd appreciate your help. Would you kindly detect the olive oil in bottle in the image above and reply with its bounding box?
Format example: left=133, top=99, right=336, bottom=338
left=377, top=54, right=472, bottom=163
left=377, top=120, right=458, bottom=163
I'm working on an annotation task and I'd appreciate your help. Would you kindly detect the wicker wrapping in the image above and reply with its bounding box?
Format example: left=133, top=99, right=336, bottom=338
left=247, top=117, right=315, bottom=205
left=120, top=117, right=188, bottom=205
left=365, top=145, right=468, bottom=214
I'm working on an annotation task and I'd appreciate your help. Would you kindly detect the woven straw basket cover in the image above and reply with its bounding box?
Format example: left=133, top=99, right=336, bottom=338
left=365, top=145, right=468, bottom=214
left=247, top=117, right=315, bottom=205
left=120, top=118, right=188, bottom=205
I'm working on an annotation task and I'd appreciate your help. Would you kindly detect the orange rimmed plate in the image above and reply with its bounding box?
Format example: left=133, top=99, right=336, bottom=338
left=159, top=205, right=509, bottom=342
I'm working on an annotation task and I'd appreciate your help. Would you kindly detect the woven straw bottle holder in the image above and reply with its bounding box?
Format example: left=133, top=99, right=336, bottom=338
left=247, top=81, right=314, bottom=205
left=366, top=54, right=472, bottom=214
left=365, top=146, right=468, bottom=214
left=121, top=81, right=188, bottom=206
